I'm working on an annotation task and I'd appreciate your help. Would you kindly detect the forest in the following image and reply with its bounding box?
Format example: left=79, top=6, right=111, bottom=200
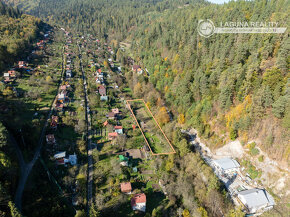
left=125, top=0, right=290, bottom=163
left=4, top=0, right=208, bottom=40
left=0, top=1, right=42, bottom=72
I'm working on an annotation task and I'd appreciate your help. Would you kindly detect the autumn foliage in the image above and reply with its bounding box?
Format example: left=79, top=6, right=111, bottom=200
left=156, top=106, right=170, bottom=125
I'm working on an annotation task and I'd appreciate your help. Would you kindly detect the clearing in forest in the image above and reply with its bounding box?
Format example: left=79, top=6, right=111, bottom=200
left=126, top=99, right=176, bottom=155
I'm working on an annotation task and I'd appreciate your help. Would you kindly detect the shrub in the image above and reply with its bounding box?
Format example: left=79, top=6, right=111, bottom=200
left=251, top=147, right=260, bottom=156
left=249, top=142, right=260, bottom=156
left=258, top=155, right=264, bottom=162
left=229, top=128, right=238, bottom=140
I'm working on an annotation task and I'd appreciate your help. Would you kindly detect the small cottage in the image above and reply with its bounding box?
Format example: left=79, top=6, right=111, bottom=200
left=108, top=132, right=118, bottom=140
left=114, top=126, right=123, bottom=134
left=131, top=193, right=146, bottom=212
left=120, top=182, right=132, bottom=194
left=98, top=85, right=106, bottom=96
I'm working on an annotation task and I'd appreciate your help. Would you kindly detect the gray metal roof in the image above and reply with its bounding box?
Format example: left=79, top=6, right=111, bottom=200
left=238, top=188, right=275, bottom=211
left=214, top=158, right=240, bottom=170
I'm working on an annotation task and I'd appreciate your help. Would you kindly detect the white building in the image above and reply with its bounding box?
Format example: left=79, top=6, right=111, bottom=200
left=66, top=70, right=72, bottom=78
left=213, top=158, right=240, bottom=173
left=64, top=154, right=77, bottom=166
left=237, top=188, right=275, bottom=214
left=54, top=151, right=66, bottom=159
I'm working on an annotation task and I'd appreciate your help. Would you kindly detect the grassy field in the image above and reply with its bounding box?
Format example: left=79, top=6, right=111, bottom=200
left=128, top=100, right=175, bottom=155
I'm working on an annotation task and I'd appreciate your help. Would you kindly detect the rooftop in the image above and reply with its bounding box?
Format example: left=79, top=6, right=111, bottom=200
left=238, top=188, right=275, bottom=213
left=116, top=149, right=145, bottom=159
left=131, top=193, right=146, bottom=206
left=108, top=112, right=116, bottom=117
left=120, top=182, right=132, bottom=193
left=214, top=158, right=240, bottom=171
left=132, top=65, right=141, bottom=70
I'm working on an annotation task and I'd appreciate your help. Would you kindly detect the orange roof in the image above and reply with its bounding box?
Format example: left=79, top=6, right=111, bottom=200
left=114, top=126, right=123, bottom=129
left=120, top=182, right=132, bottom=193
left=131, top=193, right=146, bottom=206
left=108, top=132, right=118, bottom=137
left=103, top=120, right=108, bottom=126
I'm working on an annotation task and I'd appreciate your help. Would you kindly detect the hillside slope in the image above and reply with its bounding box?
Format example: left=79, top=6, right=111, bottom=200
left=0, top=1, right=42, bottom=72
left=0, top=1, right=46, bottom=215
left=3, top=0, right=40, bottom=12
left=126, top=0, right=289, bottom=163
left=3, top=0, right=207, bottom=40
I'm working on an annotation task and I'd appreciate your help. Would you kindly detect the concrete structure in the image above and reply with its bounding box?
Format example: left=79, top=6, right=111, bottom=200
left=66, top=70, right=72, bottom=78
left=54, top=151, right=66, bottom=159
left=100, top=96, right=108, bottom=101
left=213, top=158, right=240, bottom=173
left=237, top=188, right=275, bottom=214
left=64, top=154, right=77, bottom=166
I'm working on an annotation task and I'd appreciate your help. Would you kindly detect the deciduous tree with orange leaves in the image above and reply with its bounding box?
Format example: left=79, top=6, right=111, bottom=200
left=156, top=106, right=170, bottom=125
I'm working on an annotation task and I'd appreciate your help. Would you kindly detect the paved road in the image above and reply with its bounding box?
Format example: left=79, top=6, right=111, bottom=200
left=12, top=46, right=65, bottom=211
left=78, top=44, right=93, bottom=214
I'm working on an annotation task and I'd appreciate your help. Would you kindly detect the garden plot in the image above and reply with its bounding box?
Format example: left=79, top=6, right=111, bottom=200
left=126, top=99, right=175, bottom=155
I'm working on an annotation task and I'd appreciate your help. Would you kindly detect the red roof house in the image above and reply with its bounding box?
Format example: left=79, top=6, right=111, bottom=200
left=103, top=120, right=108, bottom=127
left=8, top=70, right=17, bottom=78
left=120, top=182, right=132, bottom=193
left=108, top=132, right=118, bottom=140
left=131, top=193, right=146, bottom=212
left=98, top=85, right=106, bottom=96
left=18, top=61, right=27, bottom=68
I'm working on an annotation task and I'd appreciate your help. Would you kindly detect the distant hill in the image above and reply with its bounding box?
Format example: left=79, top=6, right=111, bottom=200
left=2, top=0, right=206, bottom=39
left=0, top=1, right=42, bottom=72
left=3, top=0, right=40, bottom=12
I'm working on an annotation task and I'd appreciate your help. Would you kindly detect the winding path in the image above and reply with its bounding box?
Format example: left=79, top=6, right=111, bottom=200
left=12, top=46, right=64, bottom=211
